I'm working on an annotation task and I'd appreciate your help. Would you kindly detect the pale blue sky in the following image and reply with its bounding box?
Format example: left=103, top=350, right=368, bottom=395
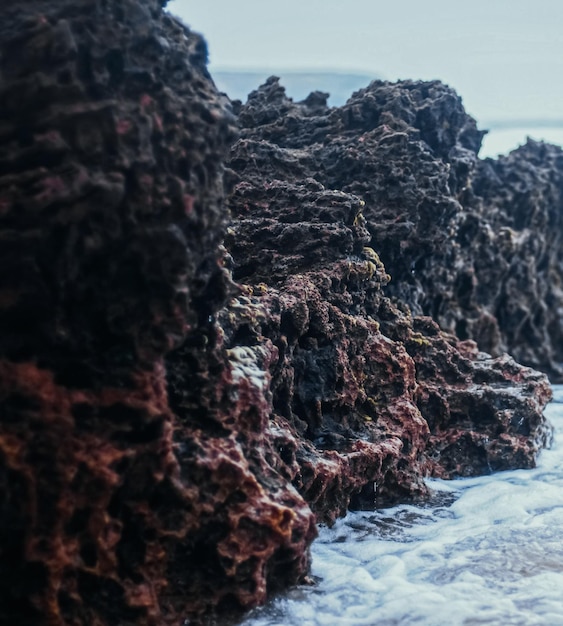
left=168, top=0, right=563, bottom=153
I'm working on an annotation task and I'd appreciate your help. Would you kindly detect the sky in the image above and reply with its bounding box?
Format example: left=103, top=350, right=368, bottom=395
left=168, top=0, right=563, bottom=155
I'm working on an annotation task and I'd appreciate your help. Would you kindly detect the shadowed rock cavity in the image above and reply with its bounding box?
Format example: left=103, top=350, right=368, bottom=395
left=0, top=4, right=558, bottom=625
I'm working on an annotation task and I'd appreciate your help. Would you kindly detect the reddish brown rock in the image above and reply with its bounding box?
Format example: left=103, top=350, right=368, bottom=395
left=0, top=2, right=313, bottom=625
left=224, top=108, right=552, bottom=523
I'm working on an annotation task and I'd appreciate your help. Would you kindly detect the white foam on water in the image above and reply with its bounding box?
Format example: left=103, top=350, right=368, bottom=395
left=242, top=386, right=563, bottom=626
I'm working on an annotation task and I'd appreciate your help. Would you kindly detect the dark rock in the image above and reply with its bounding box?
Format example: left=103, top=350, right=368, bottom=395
left=469, top=142, right=563, bottom=377
left=225, top=102, right=553, bottom=521
left=0, top=2, right=313, bottom=625
left=233, top=77, right=563, bottom=380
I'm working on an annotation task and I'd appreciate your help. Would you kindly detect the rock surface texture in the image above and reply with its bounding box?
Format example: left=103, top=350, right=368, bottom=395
left=0, top=3, right=560, bottom=626
left=225, top=78, right=554, bottom=506
left=231, top=78, right=563, bottom=381
left=0, top=1, right=306, bottom=624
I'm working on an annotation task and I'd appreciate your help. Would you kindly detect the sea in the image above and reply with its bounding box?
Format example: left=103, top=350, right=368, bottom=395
left=241, top=386, right=563, bottom=626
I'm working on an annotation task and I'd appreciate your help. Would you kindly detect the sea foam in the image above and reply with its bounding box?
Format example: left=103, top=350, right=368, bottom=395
left=243, top=386, right=563, bottom=626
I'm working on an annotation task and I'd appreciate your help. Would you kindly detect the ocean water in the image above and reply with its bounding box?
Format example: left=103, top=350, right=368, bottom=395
left=242, top=386, right=563, bottom=626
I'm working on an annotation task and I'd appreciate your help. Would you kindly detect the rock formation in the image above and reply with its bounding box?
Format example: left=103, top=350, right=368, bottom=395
left=0, top=1, right=292, bottom=623
left=231, top=78, right=563, bottom=380
left=224, top=78, right=553, bottom=508
left=0, top=3, right=559, bottom=626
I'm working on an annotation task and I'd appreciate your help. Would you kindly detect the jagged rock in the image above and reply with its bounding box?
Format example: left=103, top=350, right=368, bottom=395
left=469, top=142, right=563, bottom=377
left=233, top=77, right=563, bottom=380
left=0, top=2, right=313, bottom=625
left=225, top=97, right=553, bottom=523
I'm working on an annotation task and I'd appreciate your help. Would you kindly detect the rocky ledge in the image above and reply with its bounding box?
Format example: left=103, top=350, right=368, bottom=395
left=0, top=2, right=560, bottom=625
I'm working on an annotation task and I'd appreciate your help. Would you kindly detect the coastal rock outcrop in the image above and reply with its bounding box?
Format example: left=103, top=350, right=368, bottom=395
left=0, top=2, right=313, bottom=624
left=0, top=4, right=558, bottom=626
left=225, top=81, right=553, bottom=510
left=232, top=78, right=563, bottom=380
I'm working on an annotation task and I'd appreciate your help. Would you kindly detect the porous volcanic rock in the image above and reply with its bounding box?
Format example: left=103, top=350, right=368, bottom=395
left=0, top=3, right=313, bottom=625
left=469, top=142, right=563, bottom=378
left=232, top=77, right=563, bottom=380
left=225, top=84, right=553, bottom=520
